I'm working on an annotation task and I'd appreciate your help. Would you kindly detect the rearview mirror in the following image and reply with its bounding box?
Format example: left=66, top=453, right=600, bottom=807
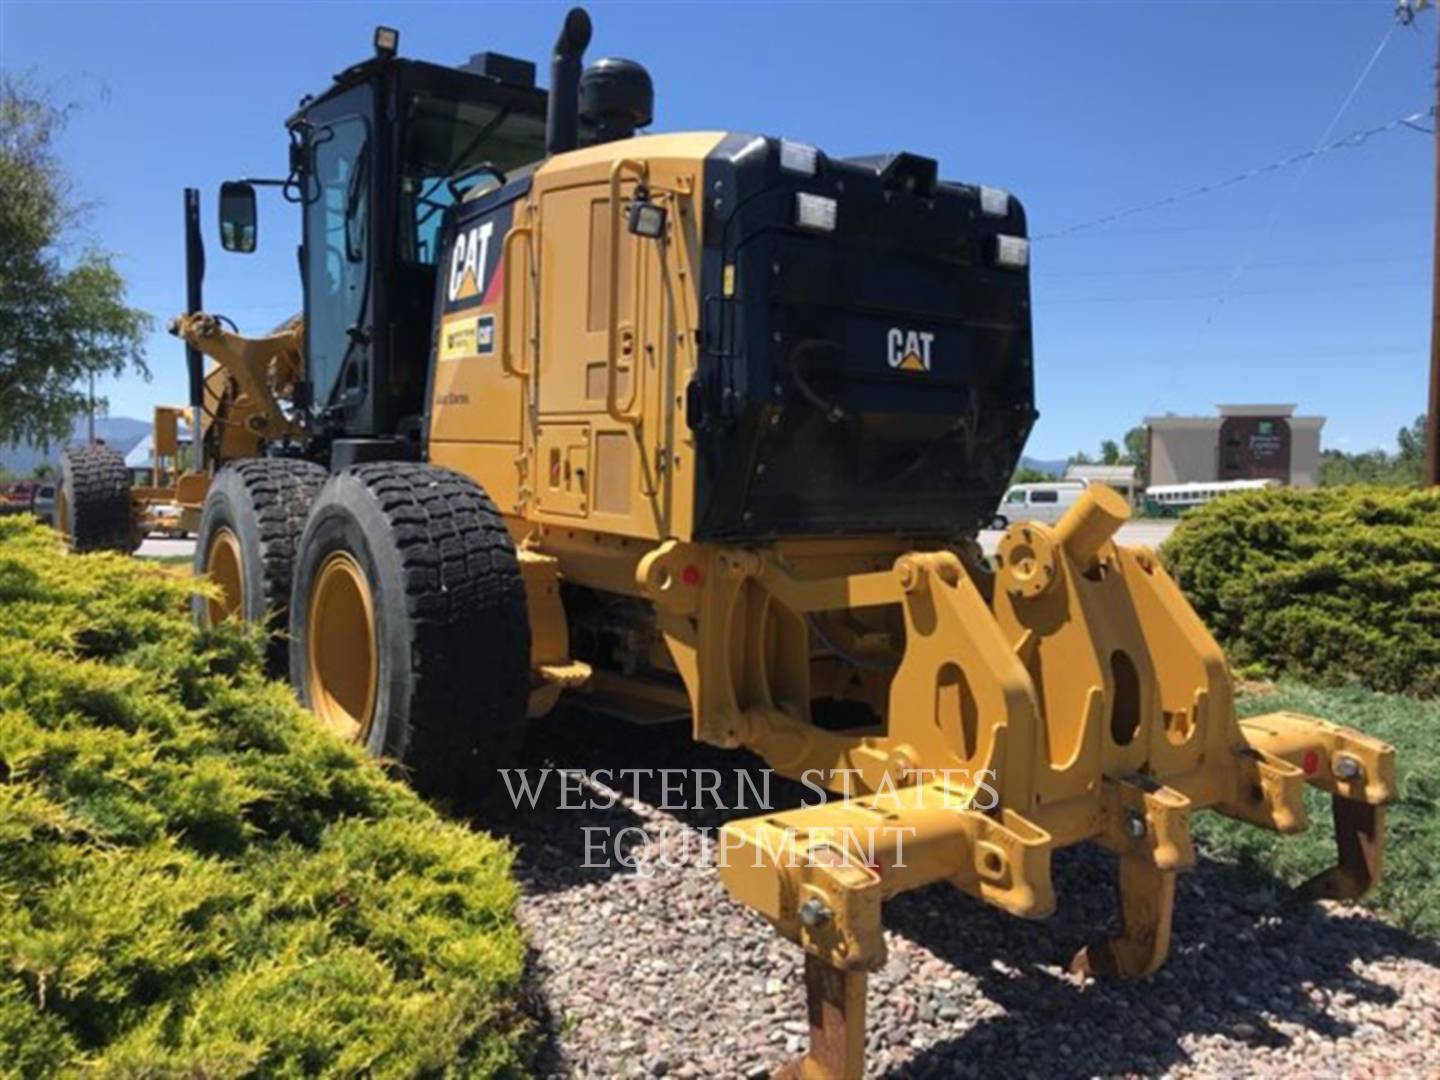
left=218, top=181, right=257, bottom=253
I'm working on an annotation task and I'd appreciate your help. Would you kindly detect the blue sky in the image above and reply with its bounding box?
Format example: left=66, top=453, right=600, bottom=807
left=1, top=0, right=1433, bottom=458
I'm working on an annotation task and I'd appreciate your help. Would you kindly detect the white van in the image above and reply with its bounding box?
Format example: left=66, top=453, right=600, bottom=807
left=992, top=481, right=1087, bottom=527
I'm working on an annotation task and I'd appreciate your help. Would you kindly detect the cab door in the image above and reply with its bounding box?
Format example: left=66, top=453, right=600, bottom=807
left=302, top=86, right=375, bottom=424
left=426, top=195, right=529, bottom=511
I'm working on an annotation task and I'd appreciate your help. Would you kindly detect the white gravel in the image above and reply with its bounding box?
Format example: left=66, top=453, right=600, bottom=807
left=506, top=711, right=1440, bottom=1079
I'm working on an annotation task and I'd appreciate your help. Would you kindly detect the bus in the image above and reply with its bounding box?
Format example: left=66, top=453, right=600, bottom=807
left=1142, top=478, right=1279, bottom=517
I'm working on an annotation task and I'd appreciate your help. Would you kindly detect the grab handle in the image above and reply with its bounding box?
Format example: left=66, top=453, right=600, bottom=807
left=605, top=158, right=646, bottom=425
left=501, top=224, right=533, bottom=378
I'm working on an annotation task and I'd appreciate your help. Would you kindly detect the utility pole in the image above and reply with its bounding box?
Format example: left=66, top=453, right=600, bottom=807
left=1431, top=11, right=1440, bottom=487
left=87, top=373, right=95, bottom=444
left=1407, top=0, right=1440, bottom=484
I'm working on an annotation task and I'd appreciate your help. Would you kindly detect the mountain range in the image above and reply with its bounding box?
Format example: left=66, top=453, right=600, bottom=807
left=2, top=419, right=1071, bottom=482
left=1, top=417, right=151, bottom=476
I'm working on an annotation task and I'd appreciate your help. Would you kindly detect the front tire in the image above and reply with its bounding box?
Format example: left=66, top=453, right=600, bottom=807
left=58, top=444, right=132, bottom=552
left=193, top=459, right=329, bottom=674
left=288, top=463, right=531, bottom=802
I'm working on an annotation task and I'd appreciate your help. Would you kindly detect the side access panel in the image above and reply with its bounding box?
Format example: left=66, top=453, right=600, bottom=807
left=523, top=135, right=720, bottom=545
left=533, top=180, right=654, bottom=535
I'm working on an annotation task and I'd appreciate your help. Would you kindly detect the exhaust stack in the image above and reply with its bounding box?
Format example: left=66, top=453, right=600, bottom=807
left=546, top=7, right=593, bottom=156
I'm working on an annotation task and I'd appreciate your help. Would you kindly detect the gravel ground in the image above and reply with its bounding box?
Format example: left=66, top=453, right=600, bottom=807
left=504, top=710, right=1440, bottom=1079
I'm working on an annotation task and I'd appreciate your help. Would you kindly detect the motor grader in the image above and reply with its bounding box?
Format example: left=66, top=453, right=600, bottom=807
left=57, top=10, right=1395, bottom=1076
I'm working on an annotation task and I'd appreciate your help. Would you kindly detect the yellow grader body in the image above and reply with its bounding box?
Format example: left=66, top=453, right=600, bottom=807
left=57, top=10, right=1396, bottom=1076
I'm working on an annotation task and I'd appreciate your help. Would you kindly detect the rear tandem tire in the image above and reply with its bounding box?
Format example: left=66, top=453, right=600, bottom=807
left=288, top=463, right=531, bottom=804
left=192, top=459, right=329, bottom=675
left=58, top=444, right=133, bottom=553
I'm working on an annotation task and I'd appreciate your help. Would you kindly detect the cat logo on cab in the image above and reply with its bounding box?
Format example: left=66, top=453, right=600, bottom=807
left=887, top=328, right=934, bottom=373
left=447, top=221, right=495, bottom=303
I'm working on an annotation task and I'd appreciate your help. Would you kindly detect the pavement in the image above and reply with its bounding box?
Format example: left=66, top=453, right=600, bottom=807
left=976, top=518, right=1177, bottom=555
left=139, top=521, right=1178, bottom=564
left=136, top=536, right=197, bottom=560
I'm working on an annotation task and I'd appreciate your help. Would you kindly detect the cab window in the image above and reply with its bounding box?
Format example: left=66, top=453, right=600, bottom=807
left=304, top=114, right=371, bottom=411
left=399, top=92, right=546, bottom=265
left=1005, top=489, right=1026, bottom=505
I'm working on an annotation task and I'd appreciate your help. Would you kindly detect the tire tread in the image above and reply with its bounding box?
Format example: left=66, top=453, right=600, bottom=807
left=61, top=444, right=132, bottom=552
left=340, top=462, right=530, bottom=797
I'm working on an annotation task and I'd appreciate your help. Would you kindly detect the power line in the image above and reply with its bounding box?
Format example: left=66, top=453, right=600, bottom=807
left=1035, top=253, right=1428, bottom=280
left=1206, top=19, right=1401, bottom=320
left=1035, top=105, right=1432, bottom=242
left=1037, top=210, right=1428, bottom=241
left=1043, top=276, right=1418, bottom=306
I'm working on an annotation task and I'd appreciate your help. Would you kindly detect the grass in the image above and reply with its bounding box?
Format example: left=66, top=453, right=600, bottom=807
left=1195, top=681, right=1440, bottom=940
left=0, top=516, right=529, bottom=1077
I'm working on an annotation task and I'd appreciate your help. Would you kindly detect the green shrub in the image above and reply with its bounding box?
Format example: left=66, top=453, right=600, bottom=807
left=0, top=517, right=528, bottom=1077
left=1161, top=486, right=1440, bottom=696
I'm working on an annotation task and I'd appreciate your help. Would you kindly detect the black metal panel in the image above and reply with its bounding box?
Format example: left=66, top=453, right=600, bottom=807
left=462, top=52, right=537, bottom=88
left=182, top=187, right=206, bottom=468
left=330, top=436, right=419, bottom=469
left=692, top=137, right=1035, bottom=541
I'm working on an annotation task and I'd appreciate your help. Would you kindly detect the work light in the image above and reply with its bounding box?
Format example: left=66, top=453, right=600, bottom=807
left=628, top=199, right=667, bottom=239
left=979, top=186, right=1010, bottom=217
left=779, top=139, right=819, bottom=176
left=994, top=234, right=1029, bottom=270
left=794, top=193, right=837, bottom=233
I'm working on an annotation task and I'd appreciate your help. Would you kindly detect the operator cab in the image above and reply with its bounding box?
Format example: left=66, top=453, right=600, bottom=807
left=219, top=29, right=548, bottom=462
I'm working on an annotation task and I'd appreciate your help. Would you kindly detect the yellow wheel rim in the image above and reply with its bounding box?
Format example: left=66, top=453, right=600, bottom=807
left=204, top=526, right=245, bottom=626
left=307, top=551, right=378, bottom=744
left=56, top=484, right=70, bottom=540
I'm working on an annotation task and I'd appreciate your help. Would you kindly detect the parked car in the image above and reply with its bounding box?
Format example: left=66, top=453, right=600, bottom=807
left=0, top=482, right=42, bottom=517
left=31, top=484, right=56, bottom=525
left=991, top=480, right=1088, bottom=528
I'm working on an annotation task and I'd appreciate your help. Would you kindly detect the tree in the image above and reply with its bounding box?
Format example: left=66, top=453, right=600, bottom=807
left=1123, top=425, right=1148, bottom=474
left=1319, top=414, right=1428, bottom=488
left=0, top=75, right=150, bottom=448
left=1099, top=439, right=1122, bottom=465
left=1396, top=413, right=1428, bottom=479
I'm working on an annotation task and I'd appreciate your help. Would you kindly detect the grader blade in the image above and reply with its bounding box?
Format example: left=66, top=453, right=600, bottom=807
left=704, top=486, right=1397, bottom=1079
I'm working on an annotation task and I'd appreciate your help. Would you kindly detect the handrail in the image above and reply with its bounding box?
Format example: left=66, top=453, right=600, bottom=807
left=500, top=224, right=532, bottom=378
left=606, top=158, right=647, bottom=426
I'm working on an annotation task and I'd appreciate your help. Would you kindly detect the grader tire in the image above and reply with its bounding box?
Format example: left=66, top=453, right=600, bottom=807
left=58, top=444, right=133, bottom=553
left=193, top=459, right=329, bottom=675
left=288, top=463, right=531, bottom=803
